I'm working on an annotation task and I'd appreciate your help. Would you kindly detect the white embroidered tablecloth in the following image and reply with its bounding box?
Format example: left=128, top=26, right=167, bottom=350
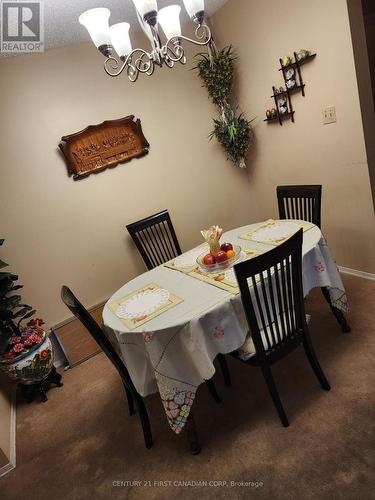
left=103, top=221, right=348, bottom=434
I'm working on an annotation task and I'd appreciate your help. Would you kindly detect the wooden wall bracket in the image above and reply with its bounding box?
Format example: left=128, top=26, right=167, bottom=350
left=264, top=52, right=316, bottom=125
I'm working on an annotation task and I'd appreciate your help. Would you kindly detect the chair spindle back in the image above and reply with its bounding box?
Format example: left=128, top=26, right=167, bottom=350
left=126, top=210, right=182, bottom=270
left=277, top=185, right=322, bottom=228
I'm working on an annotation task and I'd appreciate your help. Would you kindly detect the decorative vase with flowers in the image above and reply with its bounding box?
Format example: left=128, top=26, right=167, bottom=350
left=0, top=239, right=60, bottom=396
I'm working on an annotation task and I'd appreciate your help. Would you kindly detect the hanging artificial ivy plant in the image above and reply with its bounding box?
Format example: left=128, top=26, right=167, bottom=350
left=195, top=45, right=253, bottom=169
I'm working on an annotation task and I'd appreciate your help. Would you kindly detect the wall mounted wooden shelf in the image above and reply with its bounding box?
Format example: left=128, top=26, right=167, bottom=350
left=278, top=53, right=316, bottom=71
left=264, top=111, right=295, bottom=124
left=265, top=51, right=316, bottom=125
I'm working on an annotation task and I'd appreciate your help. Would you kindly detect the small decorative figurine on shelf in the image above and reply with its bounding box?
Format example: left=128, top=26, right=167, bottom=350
left=265, top=49, right=316, bottom=126
left=281, top=55, right=292, bottom=67
left=285, top=67, right=295, bottom=80
left=277, top=95, right=288, bottom=115
left=297, top=49, right=311, bottom=61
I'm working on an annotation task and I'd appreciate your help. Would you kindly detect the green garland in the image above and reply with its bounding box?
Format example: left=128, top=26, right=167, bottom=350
left=196, top=46, right=234, bottom=106
left=195, top=46, right=253, bottom=169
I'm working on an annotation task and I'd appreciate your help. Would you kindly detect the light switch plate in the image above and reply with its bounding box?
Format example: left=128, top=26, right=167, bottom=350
left=323, top=106, right=336, bottom=124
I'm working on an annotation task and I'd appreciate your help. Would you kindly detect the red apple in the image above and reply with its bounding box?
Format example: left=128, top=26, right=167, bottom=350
left=216, top=250, right=228, bottom=263
left=203, top=253, right=216, bottom=265
left=220, top=242, right=233, bottom=252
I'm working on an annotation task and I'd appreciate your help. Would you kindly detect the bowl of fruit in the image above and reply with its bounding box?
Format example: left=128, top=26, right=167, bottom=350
left=197, top=243, right=242, bottom=273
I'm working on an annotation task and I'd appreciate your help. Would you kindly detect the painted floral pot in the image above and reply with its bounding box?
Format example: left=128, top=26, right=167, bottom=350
left=0, top=333, right=53, bottom=384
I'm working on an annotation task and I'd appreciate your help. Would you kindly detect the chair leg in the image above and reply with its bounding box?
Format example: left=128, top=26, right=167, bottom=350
left=205, top=379, right=221, bottom=404
left=134, top=395, right=153, bottom=449
left=321, top=287, right=351, bottom=333
left=217, top=354, right=231, bottom=387
left=123, top=382, right=135, bottom=416
left=260, top=365, right=289, bottom=428
left=185, top=412, right=201, bottom=455
left=303, top=336, right=331, bottom=391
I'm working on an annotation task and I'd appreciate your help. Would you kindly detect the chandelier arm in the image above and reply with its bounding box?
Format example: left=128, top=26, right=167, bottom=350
left=163, top=41, right=185, bottom=64
left=165, top=23, right=212, bottom=55
left=189, top=22, right=213, bottom=44
left=163, top=24, right=211, bottom=65
left=164, top=55, right=175, bottom=68
left=104, top=48, right=154, bottom=77
left=134, top=52, right=154, bottom=73
left=102, top=23, right=212, bottom=80
left=171, top=32, right=212, bottom=47
left=104, top=55, right=126, bottom=77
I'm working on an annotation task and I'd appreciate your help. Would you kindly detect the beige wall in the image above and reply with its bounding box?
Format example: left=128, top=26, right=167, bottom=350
left=212, top=0, right=375, bottom=272
left=0, top=35, right=254, bottom=326
left=1, top=1, right=375, bottom=328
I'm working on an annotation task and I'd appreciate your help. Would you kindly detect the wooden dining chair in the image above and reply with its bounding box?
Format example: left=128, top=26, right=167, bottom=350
left=232, top=229, right=330, bottom=427
left=61, top=286, right=203, bottom=454
left=276, top=185, right=350, bottom=333
left=277, top=185, right=322, bottom=228
left=126, top=210, right=231, bottom=394
left=60, top=285, right=153, bottom=449
left=126, top=210, right=182, bottom=270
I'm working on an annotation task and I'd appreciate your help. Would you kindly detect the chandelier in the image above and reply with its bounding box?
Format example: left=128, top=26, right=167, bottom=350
left=79, top=0, right=213, bottom=82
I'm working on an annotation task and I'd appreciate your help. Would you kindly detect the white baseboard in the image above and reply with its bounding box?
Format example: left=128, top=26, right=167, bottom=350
left=339, top=266, right=375, bottom=281
left=0, top=388, right=16, bottom=478
left=0, top=461, right=15, bottom=477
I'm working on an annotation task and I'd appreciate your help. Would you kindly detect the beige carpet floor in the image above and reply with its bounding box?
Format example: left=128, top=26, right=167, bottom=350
left=1, top=274, right=374, bottom=500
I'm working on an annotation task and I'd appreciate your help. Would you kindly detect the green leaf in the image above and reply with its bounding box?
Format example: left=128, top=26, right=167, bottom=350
left=0, top=259, right=8, bottom=270
left=0, top=272, right=18, bottom=281
left=8, top=285, right=23, bottom=291
left=0, top=295, right=21, bottom=309
left=17, top=309, right=36, bottom=328
left=0, top=277, right=16, bottom=297
left=0, top=309, right=13, bottom=320
left=11, top=306, right=33, bottom=318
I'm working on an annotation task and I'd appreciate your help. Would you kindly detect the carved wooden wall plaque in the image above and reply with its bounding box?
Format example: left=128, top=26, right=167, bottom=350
left=59, top=115, right=149, bottom=180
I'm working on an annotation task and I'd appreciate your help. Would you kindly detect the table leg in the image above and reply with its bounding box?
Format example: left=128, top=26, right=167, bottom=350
left=205, top=379, right=221, bottom=403
left=321, top=287, right=351, bottom=333
left=185, top=412, right=201, bottom=455
left=218, top=353, right=231, bottom=387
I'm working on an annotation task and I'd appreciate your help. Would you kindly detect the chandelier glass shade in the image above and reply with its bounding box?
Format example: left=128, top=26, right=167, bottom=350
left=158, top=5, right=182, bottom=40
left=78, top=8, right=112, bottom=48
left=78, top=0, right=212, bottom=82
left=109, top=23, right=132, bottom=58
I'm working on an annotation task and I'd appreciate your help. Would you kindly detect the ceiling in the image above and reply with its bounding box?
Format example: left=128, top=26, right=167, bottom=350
left=43, top=0, right=228, bottom=51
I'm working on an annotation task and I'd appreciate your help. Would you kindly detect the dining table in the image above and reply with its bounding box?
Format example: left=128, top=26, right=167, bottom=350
left=103, top=219, right=349, bottom=435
